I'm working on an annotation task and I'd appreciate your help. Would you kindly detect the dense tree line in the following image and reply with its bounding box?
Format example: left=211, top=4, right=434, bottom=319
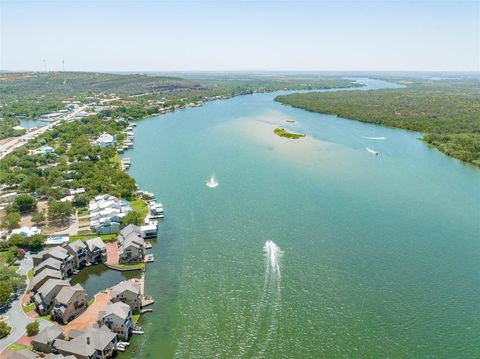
left=275, top=78, right=480, bottom=166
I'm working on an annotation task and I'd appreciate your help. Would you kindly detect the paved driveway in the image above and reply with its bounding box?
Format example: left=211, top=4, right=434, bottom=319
left=63, top=292, right=109, bottom=336
left=0, top=254, right=54, bottom=352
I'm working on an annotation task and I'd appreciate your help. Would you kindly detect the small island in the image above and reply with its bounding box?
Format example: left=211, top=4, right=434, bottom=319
left=274, top=127, right=306, bottom=139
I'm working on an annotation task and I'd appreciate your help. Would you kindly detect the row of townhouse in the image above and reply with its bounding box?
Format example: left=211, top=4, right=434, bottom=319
left=16, top=279, right=144, bottom=359
left=30, top=238, right=107, bottom=324
left=28, top=324, right=117, bottom=359
left=117, top=225, right=145, bottom=264
left=88, top=194, right=131, bottom=235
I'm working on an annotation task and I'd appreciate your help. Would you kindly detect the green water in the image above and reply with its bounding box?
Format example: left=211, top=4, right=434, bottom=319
left=123, top=79, right=479, bottom=358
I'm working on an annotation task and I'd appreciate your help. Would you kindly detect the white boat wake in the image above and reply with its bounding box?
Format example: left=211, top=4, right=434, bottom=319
left=363, top=136, right=386, bottom=140
left=238, top=240, right=283, bottom=358
left=366, top=147, right=379, bottom=156
left=205, top=174, right=219, bottom=188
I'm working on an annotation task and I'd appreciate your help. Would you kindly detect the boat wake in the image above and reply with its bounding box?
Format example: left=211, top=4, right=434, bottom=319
left=363, top=136, right=386, bottom=140
left=205, top=174, right=219, bottom=188
left=366, top=147, right=379, bottom=156
left=238, top=241, right=283, bottom=357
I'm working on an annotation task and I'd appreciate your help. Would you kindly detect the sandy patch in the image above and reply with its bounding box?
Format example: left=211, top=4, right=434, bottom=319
left=231, top=110, right=333, bottom=166
left=63, top=292, right=109, bottom=336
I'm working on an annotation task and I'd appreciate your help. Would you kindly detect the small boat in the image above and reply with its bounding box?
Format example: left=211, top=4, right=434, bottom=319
left=366, top=147, right=379, bottom=156
left=206, top=174, right=219, bottom=189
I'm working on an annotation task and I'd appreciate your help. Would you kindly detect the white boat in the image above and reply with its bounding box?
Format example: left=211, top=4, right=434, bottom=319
left=366, top=147, right=379, bottom=156
left=206, top=174, right=219, bottom=188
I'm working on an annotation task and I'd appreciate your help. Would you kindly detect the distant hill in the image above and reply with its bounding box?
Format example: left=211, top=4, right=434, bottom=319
left=0, top=72, right=203, bottom=99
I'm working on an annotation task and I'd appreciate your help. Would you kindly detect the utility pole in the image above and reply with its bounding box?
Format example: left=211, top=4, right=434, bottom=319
left=43, top=59, right=46, bottom=72
left=62, top=59, right=65, bottom=71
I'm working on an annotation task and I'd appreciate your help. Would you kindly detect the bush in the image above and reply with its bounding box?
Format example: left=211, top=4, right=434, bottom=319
left=13, top=194, right=37, bottom=213
left=0, top=321, right=11, bottom=338
left=26, top=320, right=39, bottom=336
left=121, top=211, right=143, bottom=226
left=1, top=212, right=20, bottom=231
left=31, top=211, right=46, bottom=226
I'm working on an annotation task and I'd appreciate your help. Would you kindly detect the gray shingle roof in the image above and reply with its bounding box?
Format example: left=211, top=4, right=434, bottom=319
left=37, top=279, right=70, bottom=298
left=85, top=237, right=105, bottom=252
left=6, top=349, right=37, bottom=359
left=55, top=284, right=85, bottom=305
left=32, top=323, right=63, bottom=345
left=32, top=269, right=63, bottom=290
left=35, top=257, right=62, bottom=273
left=109, top=280, right=141, bottom=298
left=67, top=240, right=86, bottom=252
left=98, top=301, right=130, bottom=321
left=54, top=326, right=116, bottom=357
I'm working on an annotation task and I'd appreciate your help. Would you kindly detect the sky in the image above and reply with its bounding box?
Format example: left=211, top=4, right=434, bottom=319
left=0, top=0, right=478, bottom=72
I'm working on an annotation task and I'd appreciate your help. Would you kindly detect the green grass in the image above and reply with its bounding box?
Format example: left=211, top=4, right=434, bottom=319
left=273, top=127, right=306, bottom=139
left=27, top=269, right=33, bottom=279
left=38, top=313, right=51, bottom=321
left=109, top=262, right=145, bottom=271
left=6, top=343, right=31, bottom=351
left=70, top=233, right=118, bottom=243
left=130, top=199, right=148, bottom=218
left=132, top=314, right=140, bottom=325
left=110, top=155, right=122, bottom=170
left=22, top=303, right=35, bottom=313
left=88, top=297, right=96, bottom=306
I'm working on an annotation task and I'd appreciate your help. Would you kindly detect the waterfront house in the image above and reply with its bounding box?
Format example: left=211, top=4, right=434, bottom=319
left=108, top=280, right=142, bottom=311
left=53, top=326, right=117, bottom=359
left=52, top=283, right=87, bottom=324
left=118, top=224, right=142, bottom=242
left=95, top=133, right=115, bottom=148
left=97, top=301, right=133, bottom=340
left=32, top=324, right=64, bottom=354
left=141, top=221, right=158, bottom=239
left=118, top=233, right=144, bottom=264
left=34, top=258, right=66, bottom=278
left=89, top=194, right=130, bottom=234
left=85, top=237, right=107, bottom=264
left=31, top=268, right=63, bottom=292
left=33, top=247, right=74, bottom=277
left=34, top=279, right=70, bottom=315
left=65, top=240, right=88, bottom=269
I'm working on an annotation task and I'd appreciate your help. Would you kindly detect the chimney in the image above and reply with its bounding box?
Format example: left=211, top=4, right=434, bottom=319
left=87, top=337, right=90, bottom=345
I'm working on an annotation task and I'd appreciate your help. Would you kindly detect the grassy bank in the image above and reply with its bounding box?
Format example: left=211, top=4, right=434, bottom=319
left=273, top=128, right=305, bottom=139
left=275, top=78, right=480, bottom=166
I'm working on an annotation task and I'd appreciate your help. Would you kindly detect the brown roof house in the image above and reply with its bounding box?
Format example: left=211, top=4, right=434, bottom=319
left=51, top=284, right=87, bottom=324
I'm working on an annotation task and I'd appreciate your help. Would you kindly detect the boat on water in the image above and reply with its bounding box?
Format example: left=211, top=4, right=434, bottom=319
left=366, top=147, right=379, bottom=156
left=206, top=174, right=219, bottom=188
left=148, top=200, right=164, bottom=219
left=363, top=136, right=387, bottom=140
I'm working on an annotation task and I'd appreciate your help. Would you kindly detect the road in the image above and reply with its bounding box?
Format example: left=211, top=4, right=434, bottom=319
left=0, top=254, right=53, bottom=352
left=0, top=105, right=87, bottom=160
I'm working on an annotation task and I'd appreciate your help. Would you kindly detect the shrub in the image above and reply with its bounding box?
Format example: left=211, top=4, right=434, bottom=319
left=0, top=321, right=11, bottom=338
left=26, top=320, right=40, bottom=336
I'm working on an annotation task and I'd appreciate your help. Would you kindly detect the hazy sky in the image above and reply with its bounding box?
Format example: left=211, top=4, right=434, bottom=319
left=1, top=0, right=478, bottom=72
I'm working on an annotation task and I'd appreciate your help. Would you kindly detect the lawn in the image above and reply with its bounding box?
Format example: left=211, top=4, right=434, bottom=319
left=108, top=262, right=145, bottom=271
left=22, top=303, right=35, bottom=313
left=27, top=269, right=33, bottom=279
left=132, top=312, right=140, bottom=326
left=70, top=233, right=118, bottom=243
left=6, top=343, right=31, bottom=351
left=130, top=199, right=148, bottom=217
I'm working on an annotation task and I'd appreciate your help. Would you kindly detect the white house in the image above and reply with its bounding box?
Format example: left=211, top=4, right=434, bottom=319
left=95, top=133, right=115, bottom=148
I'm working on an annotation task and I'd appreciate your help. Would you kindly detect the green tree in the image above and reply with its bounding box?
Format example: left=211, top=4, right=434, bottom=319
left=28, top=234, right=46, bottom=252
left=0, top=321, right=11, bottom=338
left=31, top=211, right=46, bottom=226
left=122, top=211, right=143, bottom=226
left=1, top=212, right=20, bottom=231
left=13, top=194, right=36, bottom=213
left=7, top=234, right=27, bottom=248
left=48, top=200, right=73, bottom=224
left=26, top=320, right=40, bottom=336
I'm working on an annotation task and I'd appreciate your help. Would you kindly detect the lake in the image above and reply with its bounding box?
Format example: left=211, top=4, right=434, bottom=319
left=122, top=78, right=480, bottom=358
